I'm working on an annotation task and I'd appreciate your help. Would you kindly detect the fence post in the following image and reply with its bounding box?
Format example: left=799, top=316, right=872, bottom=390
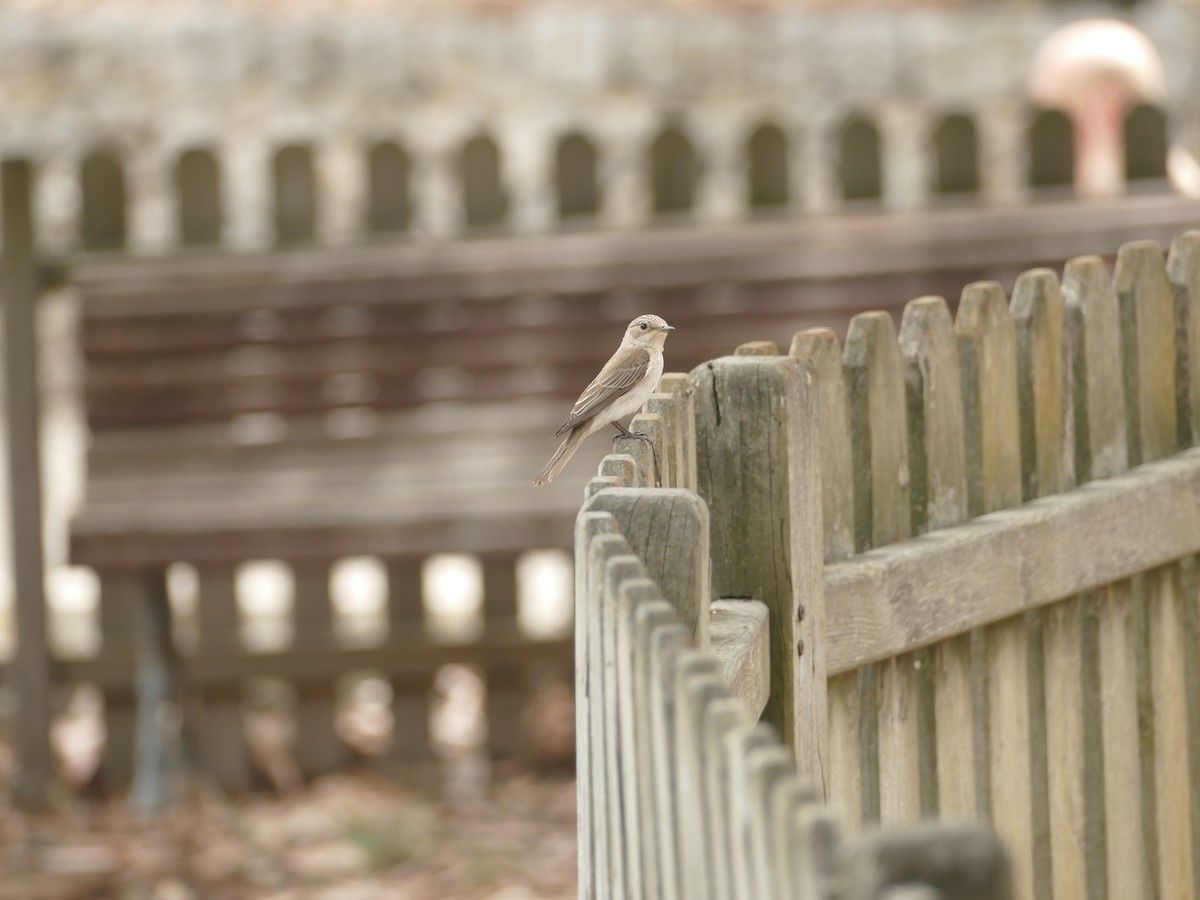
left=2, top=158, right=53, bottom=810
left=691, top=354, right=827, bottom=794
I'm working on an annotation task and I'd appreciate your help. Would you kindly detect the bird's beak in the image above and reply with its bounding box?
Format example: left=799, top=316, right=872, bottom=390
left=661, top=324, right=675, bottom=331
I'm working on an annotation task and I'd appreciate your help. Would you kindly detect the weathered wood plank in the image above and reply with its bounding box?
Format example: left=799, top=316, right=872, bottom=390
left=600, top=551, right=645, bottom=897
left=658, top=373, right=697, bottom=492
left=845, top=311, right=911, bottom=826
left=956, top=281, right=1025, bottom=872
left=692, top=355, right=826, bottom=790
left=385, top=559, right=431, bottom=761
left=3, top=159, right=53, bottom=809
left=899, top=295, right=970, bottom=821
left=1097, top=580, right=1153, bottom=898
left=1115, top=241, right=1178, bottom=466
left=823, top=447, right=1200, bottom=673
left=1012, top=268, right=1074, bottom=499
left=734, top=340, right=780, bottom=356
left=790, top=329, right=856, bottom=823
left=709, top=600, right=770, bottom=719
left=648, top=616, right=690, bottom=900
left=673, top=652, right=727, bottom=900
left=1043, top=597, right=1086, bottom=900
left=878, top=653, right=922, bottom=826
left=632, top=600, right=681, bottom=900
left=1012, top=266, right=1077, bottom=900
left=1146, top=564, right=1196, bottom=900
left=631, top=411, right=670, bottom=488
left=827, top=672, right=862, bottom=838
left=583, top=488, right=710, bottom=646
left=956, top=281, right=1022, bottom=516
left=615, top=575, right=662, bottom=900
left=745, top=739, right=794, bottom=900
left=574, top=513, right=620, bottom=900
left=845, top=311, right=911, bottom=551
left=1063, top=257, right=1128, bottom=482
left=645, top=392, right=681, bottom=488
left=703, top=697, right=752, bottom=900
left=1166, top=232, right=1200, bottom=449
left=789, top=329, right=855, bottom=561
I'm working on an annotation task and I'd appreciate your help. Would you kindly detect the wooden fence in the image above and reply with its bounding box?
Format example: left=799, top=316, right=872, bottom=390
left=574, top=230, right=1200, bottom=898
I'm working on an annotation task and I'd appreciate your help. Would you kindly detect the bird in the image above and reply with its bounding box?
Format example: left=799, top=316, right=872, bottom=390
left=533, top=314, right=674, bottom=485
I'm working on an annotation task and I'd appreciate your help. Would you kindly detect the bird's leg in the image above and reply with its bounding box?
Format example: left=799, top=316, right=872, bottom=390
left=611, top=420, right=652, bottom=443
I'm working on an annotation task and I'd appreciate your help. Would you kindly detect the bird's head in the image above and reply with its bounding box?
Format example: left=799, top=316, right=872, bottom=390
left=623, top=314, right=675, bottom=349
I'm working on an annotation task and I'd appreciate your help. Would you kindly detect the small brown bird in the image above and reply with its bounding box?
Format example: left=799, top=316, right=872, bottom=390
left=533, top=314, right=675, bottom=485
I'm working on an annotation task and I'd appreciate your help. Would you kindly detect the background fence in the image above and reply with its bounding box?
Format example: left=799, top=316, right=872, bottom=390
left=575, top=230, right=1200, bottom=899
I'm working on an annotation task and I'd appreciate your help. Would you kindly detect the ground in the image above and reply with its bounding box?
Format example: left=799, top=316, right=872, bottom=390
left=0, top=765, right=577, bottom=900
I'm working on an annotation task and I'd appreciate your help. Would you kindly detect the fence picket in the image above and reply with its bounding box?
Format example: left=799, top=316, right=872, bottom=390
left=791, top=328, right=857, bottom=826
left=633, top=601, right=680, bottom=900
left=844, top=311, right=913, bottom=826
left=1063, top=257, right=1128, bottom=482
left=648, top=616, right=690, bottom=900
left=899, top=296, right=969, bottom=820
left=658, top=373, right=698, bottom=492
left=1012, top=268, right=1074, bottom=900
left=674, top=652, right=728, bottom=900
left=1167, top=232, right=1200, bottom=448
left=578, top=520, right=625, bottom=900
left=1116, top=241, right=1178, bottom=466
left=1064, top=256, right=1133, bottom=898
left=955, top=281, right=1032, bottom=898
left=1118, top=240, right=1197, bottom=899
left=705, top=698, right=755, bottom=900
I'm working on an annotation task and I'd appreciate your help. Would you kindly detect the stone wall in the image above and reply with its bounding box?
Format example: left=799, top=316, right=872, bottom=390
left=0, top=0, right=1194, bottom=254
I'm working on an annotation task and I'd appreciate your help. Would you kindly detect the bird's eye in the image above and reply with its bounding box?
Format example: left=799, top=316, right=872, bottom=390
left=639, top=322, right=648, bottom=330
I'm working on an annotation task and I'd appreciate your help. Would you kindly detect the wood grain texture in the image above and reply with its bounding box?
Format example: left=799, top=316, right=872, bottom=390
left=615, top=576, right=662, bottom=900
left=1146, top=564, right=1196, bottom=900
left=790, top=328, right=856, bottom=561
left=1044, top=597, right=1087, bottom=900
left=899, top=295, right=970, bottom=822
left=632, top=600, right=679, bottom=900
left=1097, top=581, right=1153, bottom=898
left=1013, top=268, right=1075, bottom=499
left=1063, top=257, right=1128, bottom=482
left=899, top=296, right=968, bottom=535
left=823, top=447, right=1200, bottom=673
left=1167, top=232, right=1200, bottom=449
left=583, top=488, right=710, bottom=647
left=658, top=373, right=698, bottom=492
left=844, top=311, right=911, bottom=551
left=574, top=515, right=622, bottom=900
left=673, top=652, right=727, bottom=900
left=648, top=616, right=690, bottom=900
left=845, top=312, right=911, bottom=826
left=645, top=392, right=682, bottom=488
left=956, top=281, right=1022, bottom=516
left=827, top=671, right=862, bottom=837
left=692, top=355, right=827, bottom=791
left=710, top=599, right=771, bottom=719
left=1115, top=241, right=1178, bottom=466
left=704, top=698, right=753, bottom=900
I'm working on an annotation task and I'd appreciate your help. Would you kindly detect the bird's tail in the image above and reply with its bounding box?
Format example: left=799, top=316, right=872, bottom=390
left=533, top=426, right=589, bottom=486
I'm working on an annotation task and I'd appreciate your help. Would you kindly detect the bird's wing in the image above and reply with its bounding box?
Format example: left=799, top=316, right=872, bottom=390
left=555, top=346, right=652, bottom=436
